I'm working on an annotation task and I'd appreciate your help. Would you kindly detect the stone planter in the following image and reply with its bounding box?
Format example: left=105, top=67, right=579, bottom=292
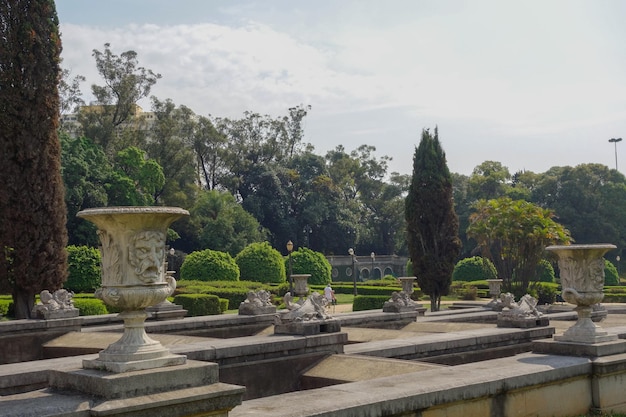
left=292, top=274, right=311, bottom=299
left=486, top=279, right=503, bottom=298
left=546, top=244, right=617, bottom=344
left=398, top=277, right=416, bottom=295
left=486, top=279, right=504, bottom=310
left=77, top=206, right=189, bottom=372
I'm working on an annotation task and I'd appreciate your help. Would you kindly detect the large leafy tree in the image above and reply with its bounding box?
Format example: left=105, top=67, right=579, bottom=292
left=61, top=134, right=111, bottom=246
left=212, top=105, right=311, bottom=197
left=467, top=160, right=512, bottom=202
left=78, top=43, right=161, bottom=153
left=145, top=98, right=197, bottom=206
left=467, top=197, right=571, bottom=295
left=0, top=0, right=68, bottom=318
left=530, top=164, right=626, bottom=253
left=405, top=128, right=461, bottom=311
left=179, top=190, right=266, bottom=256
left=113, top=146, right=165, bottom=205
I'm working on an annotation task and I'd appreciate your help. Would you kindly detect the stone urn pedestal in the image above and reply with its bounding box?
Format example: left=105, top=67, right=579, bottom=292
left=533, top=244, right=626, bottom=357
left=485, top=279, right=504, bottom=310
left=397, top=276, right=426, bottom=315
left=47, top=207, right=247, bottom=416
left=292, top=274, right=311, bottom=301
left=77, top=207, right=190, bottom=373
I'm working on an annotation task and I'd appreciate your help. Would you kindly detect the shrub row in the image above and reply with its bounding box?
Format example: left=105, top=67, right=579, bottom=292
left=0, top=298, right=11, bottom=316
left=72, top=298, right=109, bottom=316
left=173, top=294, right=227, bottom=316
left=176, top=280, right=283, bottom=309
left=323, top=284, right=404, bottom=297
left=352, top=295, right=389, bottom=311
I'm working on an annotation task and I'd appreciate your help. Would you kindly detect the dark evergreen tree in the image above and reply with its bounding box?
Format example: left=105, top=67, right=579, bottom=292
left=405, top=128, right=461, bottom=311
left=0, top=0, right=68, bottom=318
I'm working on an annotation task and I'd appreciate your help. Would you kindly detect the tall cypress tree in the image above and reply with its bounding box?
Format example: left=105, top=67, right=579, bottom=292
left=405, top=128, right=461, bottom=311
left=0, top=0, right=68, bottom=318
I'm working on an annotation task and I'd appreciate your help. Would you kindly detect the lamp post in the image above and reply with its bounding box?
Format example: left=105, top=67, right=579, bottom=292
left=168, top=247, right=176, bottom=277
left=609, top=138, right=622, bottom=170
left=370, top=252, right=375, bottom=279
left=303, top=225, right=312, bottom=247
left=349, top=248, right=357, bottom=296
left=618, top=255, right=621, bottom=277
left=287, top=240, right=294, bottom=295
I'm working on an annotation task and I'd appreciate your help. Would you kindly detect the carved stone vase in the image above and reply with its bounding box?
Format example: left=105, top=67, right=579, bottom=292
left=77, top=206, right=189, bottom=372
left=292, top=274, right=311, bottom=299
left=399, top=277, right=416, bottom=295
left=485, top=279, right=504, bottom=310
left=546, top=244, right=617, bottom=344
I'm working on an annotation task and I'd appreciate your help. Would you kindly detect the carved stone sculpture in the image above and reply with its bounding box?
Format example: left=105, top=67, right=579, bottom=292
left=383, top=291, right=416, bottom=313
left=239, top=290, right=277, bottom=315
left=499, top=293, right=542, bottom=319
left=274, top=291, right=340, bottom=335
left=280, top=292, right=330, bottom=322
left=497, top=292, right=548, bottom=328
left=31, top=289, right=79, bottom=319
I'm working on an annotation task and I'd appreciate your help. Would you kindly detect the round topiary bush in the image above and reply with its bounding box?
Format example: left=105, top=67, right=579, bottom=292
left=180, top=249, right=240, bottom=281
left=236, top=242, right=286, bottom=283
left=65, top=245, right=102, bottom=293
left=285, top=247, right=331, bottom=285
left=534, top=259, right=555, bottom=282
left=452, top=256, right=497, bottom=282
left=605, top=259, right=619, bottom=286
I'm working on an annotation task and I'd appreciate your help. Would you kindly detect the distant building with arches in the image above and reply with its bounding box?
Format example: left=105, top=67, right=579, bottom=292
left=326, top=254, right=409, bottom=282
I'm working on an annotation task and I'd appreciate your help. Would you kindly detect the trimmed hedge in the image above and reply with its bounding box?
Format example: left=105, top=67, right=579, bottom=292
left=320, top=284, right=403, bottom=297
left=0, top=298, right=11, bottom=316
left=528, top=282, right=558, bottom=304
left=65, top=245, right=102, bottom=293
left=535, top=259, right=556, bottom=283
left=236, top=242, right=285, bottom=283
left=72, top=298, right=109, bottom=316
left=176, top=280, right=279, bottom=308
left=605, top=259, right=619, bottom=286
left=452, top=256, right=497, bottom=282
left=285, top=247, right=331, bottom=285
left=181, top=249, right=240, bottom=281
left=173, top=294, right=222, bottom=316
left=353, top=295, right=389, bottom=311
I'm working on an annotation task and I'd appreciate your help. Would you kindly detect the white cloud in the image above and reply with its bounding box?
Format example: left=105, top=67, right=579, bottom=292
left=58, top=1, right=626, bottom=176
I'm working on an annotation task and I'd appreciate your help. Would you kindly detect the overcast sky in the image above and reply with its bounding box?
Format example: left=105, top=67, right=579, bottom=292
left=55, top=0, right=626, bottom=176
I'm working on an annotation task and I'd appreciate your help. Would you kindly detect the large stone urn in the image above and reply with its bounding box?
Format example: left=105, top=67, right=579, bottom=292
left=77, top=206, right=189, bottom=372
left=545, top=244, right=617, bottom=344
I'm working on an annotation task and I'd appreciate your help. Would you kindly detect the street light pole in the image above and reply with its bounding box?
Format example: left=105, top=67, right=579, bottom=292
left=370, top=252, right=375, bottom=279
left=609, top=138, right=622, bottom=170
left=287, top=240, right=294, bottom=295
left=349, top=248, right=357, bottom=296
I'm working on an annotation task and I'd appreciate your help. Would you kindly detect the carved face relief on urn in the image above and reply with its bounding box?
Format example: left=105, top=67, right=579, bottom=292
left=129, top=230, right=166, bottom=284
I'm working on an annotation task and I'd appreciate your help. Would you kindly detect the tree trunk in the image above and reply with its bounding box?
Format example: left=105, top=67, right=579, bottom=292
left=429, top=294, right=442, bottom=312
left=12, top=288, right=35, bottom=319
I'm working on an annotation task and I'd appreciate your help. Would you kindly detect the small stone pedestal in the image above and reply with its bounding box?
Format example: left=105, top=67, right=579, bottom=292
left=497, top=315, right=549, bottom=328
left=274, top=318, right=341, bottom=336
left=146, top=299, right=188, bottom=320
left=146, top=271, right=188, bottom=320
left=48, top=360, right=245, bottom=417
